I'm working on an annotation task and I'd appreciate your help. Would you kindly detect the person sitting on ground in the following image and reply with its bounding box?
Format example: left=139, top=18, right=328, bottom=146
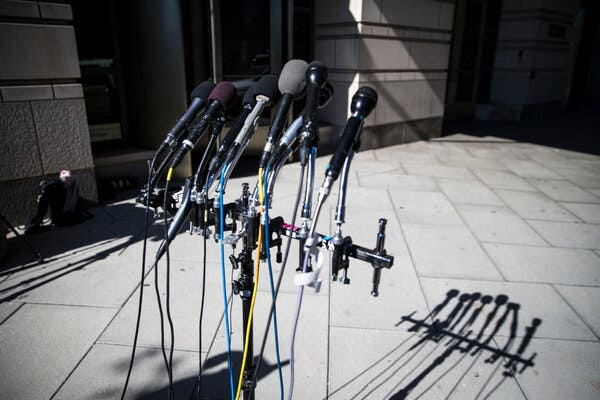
left=25, top=170, right=92, bottom=234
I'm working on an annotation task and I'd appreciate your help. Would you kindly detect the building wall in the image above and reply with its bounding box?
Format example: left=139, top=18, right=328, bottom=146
left=489, top=0, right=579, bottom=117
left=314, top=0, right=454, bottom=147
left=0, top=1, right=96, bottom=225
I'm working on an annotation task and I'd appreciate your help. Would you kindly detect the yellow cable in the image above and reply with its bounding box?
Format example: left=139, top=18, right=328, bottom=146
left=166, top=167, right=174, bottom=182
left=235, top=168, right=264, bottom=400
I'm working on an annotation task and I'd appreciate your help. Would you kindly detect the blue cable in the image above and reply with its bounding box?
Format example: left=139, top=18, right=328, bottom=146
left=219, top=166, right=235, bottom=400
left=263, top=165, right=284, bottom=399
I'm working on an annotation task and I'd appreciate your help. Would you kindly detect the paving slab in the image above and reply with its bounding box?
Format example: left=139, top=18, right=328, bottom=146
left=330, top=255, right=428, bottom=330
left=554, top=285, right=600, bottom=338
left=99, top=260, right=226, bottom=352
left=560, top=202, right=600, bottom=224
left=419, top=277, right=597, bottom=340
left=403, top=224, right=503, bottom=281
left=495, top=190, right=579, bottom=222
left=438, top=178, right=504, bottom=206
left=528, top=178, right=600, bottom=203
left=53, top=343, right=201, bottom=400
left=348, top=158, right=404, bottom=174
left=0, top=303, right=116, bottom=400
left=356, top=172, right=438, bottom=191
left=438, top=154, right=508, bottom=170
left=550, top=166, right=600, bottom=189
left=456, top=204, right=547, bottom=246
left=515, top=338, right=600, bottom=400
left=527, top=220, right=600, bottom=250
left=504, top=160, right=564, bottom=179
left=402, top=163, right=475, bottom=179
left=388, top=189, right=464, bottom=226
left=328, top=327, right=527, bottom=400
left=209, top=291, right=329, bottom=400
left=472, top=169, right=537, bottom=191
left=0, top=300, right=22, bottom=324
left=0, top=254, right=140, bottom=307
left=484, top=243, right=600, bottom=286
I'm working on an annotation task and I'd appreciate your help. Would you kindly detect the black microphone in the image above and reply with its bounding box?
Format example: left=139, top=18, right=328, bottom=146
left=155, top=81, right=215, bottom=158
left=155, top=178, right=193, bottom=262
left=222, top=74, right=281, bottom=169
left=167, top=81, right=237, bottom=177
left=258, top=59, right=308, bottom=169
left=268, top=80, right=334, bottom=168
left=201, top=81, right=262, bottom=190
left=303, top=61, right=328, bottom=125
left=326, top=86, right=378, bottom=181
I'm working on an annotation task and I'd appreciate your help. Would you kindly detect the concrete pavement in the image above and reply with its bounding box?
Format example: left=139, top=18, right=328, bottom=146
left=1, top=133, right=600, bottom=399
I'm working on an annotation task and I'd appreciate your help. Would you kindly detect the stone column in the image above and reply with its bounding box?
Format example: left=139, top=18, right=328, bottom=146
left=0, top=1, right=97, bottom=224
left=314, top=0, right=455, bottom=148
left=488, top=0, right=579, bottom=119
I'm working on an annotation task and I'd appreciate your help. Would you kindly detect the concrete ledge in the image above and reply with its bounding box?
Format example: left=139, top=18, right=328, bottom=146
left=39, top=2, right=72, bottom=21
left=0, top=0, right=40, bottom=18
left=0, top=85, right=53, bottom=101
left=52, top=83, right=83, bottom=99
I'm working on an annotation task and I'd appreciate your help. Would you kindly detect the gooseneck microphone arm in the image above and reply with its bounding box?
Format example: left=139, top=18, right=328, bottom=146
left=259, top=93, right=293, bottom=169
left=154, top=114, right=226, bottom=264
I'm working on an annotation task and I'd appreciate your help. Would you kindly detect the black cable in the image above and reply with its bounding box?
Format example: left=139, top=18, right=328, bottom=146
left=120, top=158, right=155, bottom=400
left=190, top=201, right=209, bottom=400
left=250, top=164, right=306, bottom=392
left=163, top=181, right=176, bottom=399
left=153, top=256, right=172, bottom=396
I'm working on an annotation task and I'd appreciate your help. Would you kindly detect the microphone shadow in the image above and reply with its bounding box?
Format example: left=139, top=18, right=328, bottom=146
left=330, top=289, right=542, bottom=400
left=132, top=350, right=289, bottom=400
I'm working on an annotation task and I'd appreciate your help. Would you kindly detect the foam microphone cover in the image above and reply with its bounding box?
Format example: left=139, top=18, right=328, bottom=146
left=208, top=81, right=237, bottom=110
left=254, top=74, right=281, bottom=104
left=191, top=80, right=216, bottom=101
left=242, top=83, right=258, bottom=106
left=278, top=59, right=309, bottom=95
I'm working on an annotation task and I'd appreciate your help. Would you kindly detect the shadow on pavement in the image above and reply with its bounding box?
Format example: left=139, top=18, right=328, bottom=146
left=0, top=202, right=167, bottom=303
left=330, top=289, right=542, bottom=400
left=443, top=106, right=600, bottom=156
left=131, top=351, right=288, bottom=400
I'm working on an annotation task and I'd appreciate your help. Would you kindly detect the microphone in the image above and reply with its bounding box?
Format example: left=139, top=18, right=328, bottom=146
left=155, top=178, right=193, bottom=262
left=303, top=61, right=328, bottom=125
left=258, top=60, right=308, bottom=169
left=167, top=81, right=237, bottom=176
left=222, top=74, right=281, bottom=169
left=323, top=86, right=377, bottom=186
left=267, top=80, right=334, bottom=168
left=200, top=85, right=259, bottom=189
left=154, top=81, right=215, bottom=158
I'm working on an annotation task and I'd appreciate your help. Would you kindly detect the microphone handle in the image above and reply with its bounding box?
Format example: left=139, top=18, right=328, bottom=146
left=303, top=83, right=320, bottom=126
left=155, top=177, right=193, bottom=262
left=192, top=113, right=226, bottom=190
left=206, top=105, right=253, bottom=178
left=259, top=93, right=293, bottom=169
left=326, top=115, right=363, bottom=181
left=169, top=101, right=223, bottom=170
left=223, top=97, right=269, bottom=168
left=267, top=115, right=303, bottom=167
left=155, top=97, right=204, bottom=158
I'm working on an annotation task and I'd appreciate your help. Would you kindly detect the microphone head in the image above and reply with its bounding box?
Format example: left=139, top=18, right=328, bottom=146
left=350, top=86, right=378, bottom=117
left=306, top=61, right=328, bottom=87
left=278, top=59, right=309, bottom=95
left=208, top=81, right=237, bottom=110
left=191, top=81, right=216, bottom=101
left=254, top=74, right=281, bottom=104
left=242, top=82, right=258, bottom=106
